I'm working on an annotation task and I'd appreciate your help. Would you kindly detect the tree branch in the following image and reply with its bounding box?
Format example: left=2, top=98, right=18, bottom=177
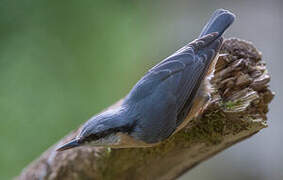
left=18, top=38, right=274, bottom=180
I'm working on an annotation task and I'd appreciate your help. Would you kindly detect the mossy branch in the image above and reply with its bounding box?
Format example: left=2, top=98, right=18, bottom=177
left=18, top=38, right=274, bottom=180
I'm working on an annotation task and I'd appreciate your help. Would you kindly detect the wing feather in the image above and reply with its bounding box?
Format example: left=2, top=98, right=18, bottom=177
left=125, top=33, right=222, bottom=127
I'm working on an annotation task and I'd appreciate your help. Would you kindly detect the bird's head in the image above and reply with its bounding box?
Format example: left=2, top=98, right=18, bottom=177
left=56, top=108, right=140, bottom=151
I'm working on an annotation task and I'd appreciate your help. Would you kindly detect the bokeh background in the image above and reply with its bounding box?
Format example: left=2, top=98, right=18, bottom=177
left=0, top=0, right=282, bottom=179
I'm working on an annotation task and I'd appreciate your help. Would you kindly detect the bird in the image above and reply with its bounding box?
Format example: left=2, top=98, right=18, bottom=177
left=56, top=9, right=235, bottom=151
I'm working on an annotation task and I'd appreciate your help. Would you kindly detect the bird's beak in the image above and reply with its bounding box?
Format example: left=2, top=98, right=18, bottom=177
left=56, top=139, right=81, bottom=151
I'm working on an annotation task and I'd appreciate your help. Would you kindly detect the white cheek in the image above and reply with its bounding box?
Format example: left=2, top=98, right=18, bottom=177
left=88, top=134, right=120, bottom=146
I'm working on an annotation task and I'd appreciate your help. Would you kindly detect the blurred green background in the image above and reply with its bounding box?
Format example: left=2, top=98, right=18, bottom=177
left=0, top=0, right=282, bottom=179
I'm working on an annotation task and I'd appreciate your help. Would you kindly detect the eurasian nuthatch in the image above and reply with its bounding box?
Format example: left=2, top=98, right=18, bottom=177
left=57, top=9, right=235, bottom=151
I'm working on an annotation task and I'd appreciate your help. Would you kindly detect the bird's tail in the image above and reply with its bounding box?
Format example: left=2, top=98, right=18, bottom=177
left=199, top=9, right=235, bottom=38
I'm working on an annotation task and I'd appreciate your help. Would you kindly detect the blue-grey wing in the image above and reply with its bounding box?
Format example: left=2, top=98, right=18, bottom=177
left=124, top=33, right=222, bottom=126
left=129, top=88, right=178, bottom=143
left=124, top=59, right=186, bottom=103
left=125, top=33, right=219, bottom=98
left=175, top=35, right=223, bottom=125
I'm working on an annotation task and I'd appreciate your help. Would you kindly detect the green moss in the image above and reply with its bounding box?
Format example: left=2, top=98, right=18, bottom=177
left=222, top=100, right=242, bottom=111
left=175, top=110, right=226, bottom=145
left=106, top=147, right=112, bottom=154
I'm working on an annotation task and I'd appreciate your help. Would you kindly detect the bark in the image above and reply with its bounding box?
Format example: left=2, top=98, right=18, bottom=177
left=17, top=38, right=274, bottom=180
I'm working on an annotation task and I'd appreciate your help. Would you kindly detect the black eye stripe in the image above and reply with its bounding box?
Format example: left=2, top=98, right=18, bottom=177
left=81, top=124, right=134, bottom=143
